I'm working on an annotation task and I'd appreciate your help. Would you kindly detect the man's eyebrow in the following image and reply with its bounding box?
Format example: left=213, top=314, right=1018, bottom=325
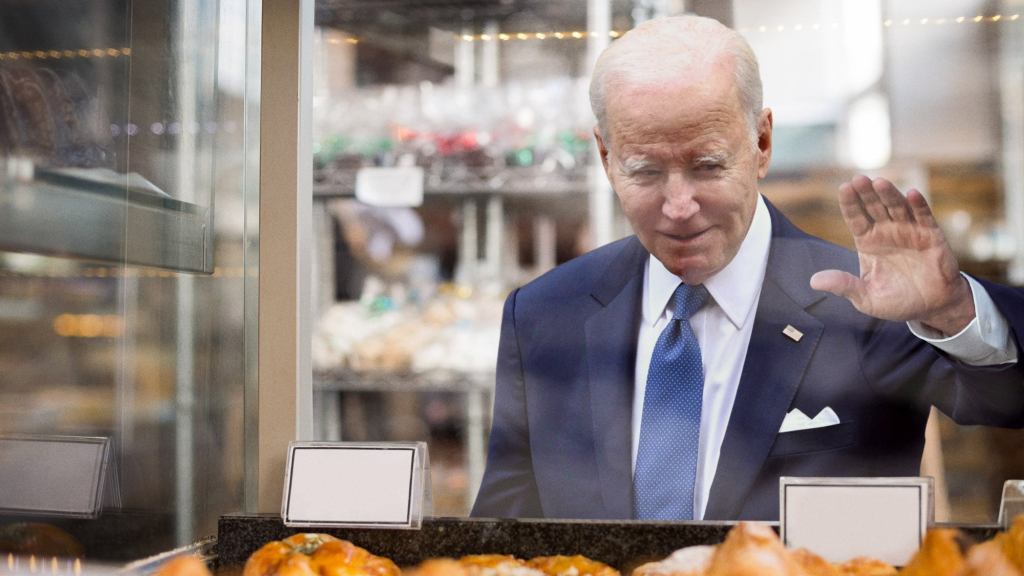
left=694, top=151, right=729, bottom=164
left=618, top=156, right=657, bottom=172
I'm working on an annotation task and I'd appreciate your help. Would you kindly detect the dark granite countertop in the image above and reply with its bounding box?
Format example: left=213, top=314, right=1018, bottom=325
left=216, top=514, right=1003, bottom=571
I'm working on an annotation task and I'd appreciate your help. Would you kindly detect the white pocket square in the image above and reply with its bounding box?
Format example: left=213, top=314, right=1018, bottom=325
left=779, top=407, right=841, bottom=433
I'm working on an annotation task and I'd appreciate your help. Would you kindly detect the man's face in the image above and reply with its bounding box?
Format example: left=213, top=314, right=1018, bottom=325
left=596, top=64, right=772, bottom=284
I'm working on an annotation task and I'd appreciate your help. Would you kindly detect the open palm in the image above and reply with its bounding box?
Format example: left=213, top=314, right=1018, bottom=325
left=810, top=175, right=975, bottom=334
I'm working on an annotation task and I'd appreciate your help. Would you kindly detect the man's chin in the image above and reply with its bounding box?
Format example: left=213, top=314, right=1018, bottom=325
left=657, top=255, right=718, bottom=284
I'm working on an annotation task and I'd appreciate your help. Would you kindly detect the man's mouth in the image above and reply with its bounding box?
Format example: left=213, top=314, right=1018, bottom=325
left=661, top=227, right=711, bottom=242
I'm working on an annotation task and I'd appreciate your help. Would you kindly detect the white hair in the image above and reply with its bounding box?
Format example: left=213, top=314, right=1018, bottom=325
left=589, top=15, right=763, bottom=145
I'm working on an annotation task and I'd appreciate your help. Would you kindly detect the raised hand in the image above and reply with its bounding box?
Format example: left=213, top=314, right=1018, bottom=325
left=809, top=175, right=976, bottom=336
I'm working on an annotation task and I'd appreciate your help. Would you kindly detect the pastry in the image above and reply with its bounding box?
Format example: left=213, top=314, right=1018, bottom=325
left=528, top=555, right=619, bottom=576
left=631, top=546, right=716, bottom=576
left=998, top=515, right=1024, bottom=573
left=836, top=557, right=896, bottom=576
left=156, top=555, right=213, bottom=576
left=704, top=522, right=804, bottom=576
left=243, top=533, right=399, bottom=576
left=960, top=540, right=1022, bottom=576
left=789, top=548, right=839, bottom=576
left=896, top=529, right=964, bottom=576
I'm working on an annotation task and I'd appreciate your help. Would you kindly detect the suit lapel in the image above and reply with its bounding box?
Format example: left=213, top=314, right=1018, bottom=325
left=584, top=238, right=647, bottom=519
left=703, top=210, right=827, bottom=520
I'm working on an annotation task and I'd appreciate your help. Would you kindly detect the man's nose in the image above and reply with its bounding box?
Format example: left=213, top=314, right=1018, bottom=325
left=661, top=173, right=700, bottom=220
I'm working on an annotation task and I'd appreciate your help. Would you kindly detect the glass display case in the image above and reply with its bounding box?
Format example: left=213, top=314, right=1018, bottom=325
left=2, top=0, right=1024, bottom=567
left=308, top=0, right=1024, bottom=522
left=0, top=0, right=260, bottom=559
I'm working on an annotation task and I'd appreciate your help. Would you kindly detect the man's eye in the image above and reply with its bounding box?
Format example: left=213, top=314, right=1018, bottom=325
left=632, top=169, right=661, bottom=178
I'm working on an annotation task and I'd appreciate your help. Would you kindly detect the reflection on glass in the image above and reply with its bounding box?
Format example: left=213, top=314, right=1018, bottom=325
left=0, top=0, right=257, bottom=559
left=312, top=0, right=1024, bottom=523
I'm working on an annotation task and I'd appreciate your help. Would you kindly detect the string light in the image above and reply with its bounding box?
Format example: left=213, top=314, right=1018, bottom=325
left=445, top=11, right=1024, bottom=42
left=0, top=46, right=130, bottom=61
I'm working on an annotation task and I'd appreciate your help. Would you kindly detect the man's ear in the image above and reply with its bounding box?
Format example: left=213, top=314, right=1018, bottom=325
left=756, top=108, right=773, bottom=179
left=594, top=126, right=612, bottom=177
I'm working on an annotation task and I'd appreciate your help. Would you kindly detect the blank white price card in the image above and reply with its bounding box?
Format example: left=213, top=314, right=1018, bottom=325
left=781, top=477, right=933, bottom=566
left=282, top=442, right=429, bottom=529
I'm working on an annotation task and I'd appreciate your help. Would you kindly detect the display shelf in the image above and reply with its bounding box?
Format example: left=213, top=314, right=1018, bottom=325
left=215, top=514, right=1004, bottom=570
left=0, top=173, right=212, bottom=273
left=313, top=369, right=493, bottom=511
left=0, top=511, right=175, bottom=561
left=314, top=368, right=492, bottom=393
left=312, top=178, right=587, bottom=199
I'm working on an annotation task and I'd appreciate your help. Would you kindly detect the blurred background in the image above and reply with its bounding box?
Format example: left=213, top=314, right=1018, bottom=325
left=1, top=0, right=1023, bottom=562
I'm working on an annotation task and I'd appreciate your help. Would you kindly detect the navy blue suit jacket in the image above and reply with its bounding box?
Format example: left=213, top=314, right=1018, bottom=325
left=471, top=200, right=1024, bottom=521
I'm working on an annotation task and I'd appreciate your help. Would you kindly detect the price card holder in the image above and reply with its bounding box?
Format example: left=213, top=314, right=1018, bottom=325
left=355, top=166, right=424, bottom=207
left=780, top=477, right=933, bottom=566
left=0, top=435, right=113, bottom=518
left=999, top=480, right=1024, bottom=529
left=282, top=442, right=431, bottom=529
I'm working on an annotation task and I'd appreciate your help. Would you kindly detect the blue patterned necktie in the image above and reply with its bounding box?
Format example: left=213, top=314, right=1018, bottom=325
left=633, top=283, right=709, bottom=520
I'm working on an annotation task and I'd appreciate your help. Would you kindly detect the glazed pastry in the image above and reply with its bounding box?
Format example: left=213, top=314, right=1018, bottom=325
left=156, top=555, right=213, bottom=576
left=631, top=546, right=716, bottom=576
left=243, top=533, right=400, bottom=576
left=406, top=555, right=544, bottom=576
left=836, top=557, right=896, bottom=576
left=704, top=522, right=803, bottom=576
left=896, top=529, right=964, bottom=576
left=789, top=548, right=839, bottom=576
left=998, top=515, right=1024, bottom=573
left=527, top=555, right=619, bottom=576
left=960, top=540, right=1022, bottom=576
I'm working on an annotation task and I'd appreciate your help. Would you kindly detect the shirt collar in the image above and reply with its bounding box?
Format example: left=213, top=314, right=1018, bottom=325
left=643, top=195, right=772, bottom=328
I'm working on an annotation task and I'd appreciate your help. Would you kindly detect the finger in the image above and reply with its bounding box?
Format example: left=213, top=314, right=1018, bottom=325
left=906, top=188, right=939, bottom=229
left=810, top=269, right=868, bottom=309
left=851, top=174, right=890, bottom=223
left=872, top=177, right=913, bottom=223
left=837, top=182, right=873, bottom=237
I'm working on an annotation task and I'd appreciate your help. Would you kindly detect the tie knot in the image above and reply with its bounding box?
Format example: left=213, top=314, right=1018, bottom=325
left=670, top=283, right=709, bottom=321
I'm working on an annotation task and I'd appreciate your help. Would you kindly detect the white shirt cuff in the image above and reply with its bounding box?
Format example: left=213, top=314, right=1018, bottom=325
left=907, top=275, right=1019, bottom=366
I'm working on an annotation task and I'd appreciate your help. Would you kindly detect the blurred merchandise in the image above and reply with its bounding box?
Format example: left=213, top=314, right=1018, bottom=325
left=313, top=282, right=502, bottom=376
left=314, top=79, right=593, bottom=196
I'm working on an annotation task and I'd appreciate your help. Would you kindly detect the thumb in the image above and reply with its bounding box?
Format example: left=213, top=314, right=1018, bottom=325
left=810, top=269, right=865, bottom=303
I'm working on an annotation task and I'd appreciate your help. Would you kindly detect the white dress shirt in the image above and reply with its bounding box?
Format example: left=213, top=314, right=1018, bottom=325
left=630, top=195, right=1019, bottom=520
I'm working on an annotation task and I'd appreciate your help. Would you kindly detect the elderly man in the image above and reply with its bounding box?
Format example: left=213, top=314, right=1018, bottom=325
left=471, top=15, right=1024, bottom=521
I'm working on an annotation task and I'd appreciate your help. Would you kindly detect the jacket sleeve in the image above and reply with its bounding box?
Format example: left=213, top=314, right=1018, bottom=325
left=470, top=288, right=544, bottom=518
left=860, top=279, right=1024, bottom=429
left=937, top=278, right=1024, bottom=426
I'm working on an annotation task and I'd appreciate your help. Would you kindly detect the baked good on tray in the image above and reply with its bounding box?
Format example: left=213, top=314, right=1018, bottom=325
left=834, top=557, right=896, bottom=576
left=243, top=533, right=400, bottom=576
left=631, top=546, right=716, bottom=576
left=629, top=522, right=899, bottom=576
left=527, top=555, right=620, bottom=576
left=405, top=554, right=544, bottom=576
left=156, top=555, right=214, bottom=576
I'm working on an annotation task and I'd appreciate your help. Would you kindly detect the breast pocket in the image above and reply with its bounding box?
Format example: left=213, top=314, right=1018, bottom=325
left=769, top=421, right=857, bottom=457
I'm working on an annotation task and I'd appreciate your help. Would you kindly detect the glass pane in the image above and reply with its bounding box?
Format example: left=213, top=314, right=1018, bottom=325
left=312, top=0, right=1022, bottom=523
left=0, top=0, right=258, bottom=560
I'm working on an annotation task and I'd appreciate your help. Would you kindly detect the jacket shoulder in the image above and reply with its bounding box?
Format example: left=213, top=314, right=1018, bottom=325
left=514, top=236, right=644, bottom=304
